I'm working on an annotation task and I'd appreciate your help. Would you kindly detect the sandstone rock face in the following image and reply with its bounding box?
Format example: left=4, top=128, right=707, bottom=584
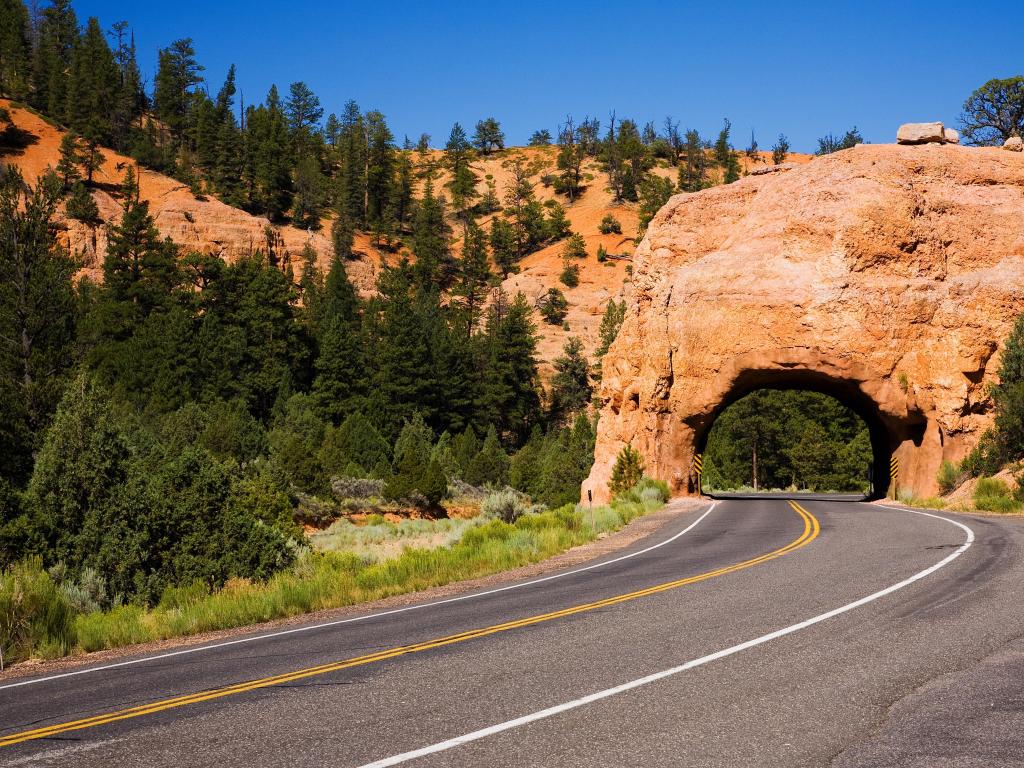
left=943, top=127, right=960, bottom=144
left=584, top=144, right=1024, bottom=502
left=1004, top=136, right=1024, bottom=151
left=896, top=122, right=947, bottom=144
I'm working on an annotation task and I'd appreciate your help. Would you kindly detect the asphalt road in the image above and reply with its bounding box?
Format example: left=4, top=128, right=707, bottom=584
left=3, top=497, right=1024, bottom=767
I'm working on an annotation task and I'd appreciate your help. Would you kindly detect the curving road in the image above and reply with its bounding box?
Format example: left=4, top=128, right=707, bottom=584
left=2, top=497, right=1024, bottom=767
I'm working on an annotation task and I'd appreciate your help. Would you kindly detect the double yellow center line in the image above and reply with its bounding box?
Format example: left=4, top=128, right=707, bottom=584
left=1, top=501, right=819, bottom=748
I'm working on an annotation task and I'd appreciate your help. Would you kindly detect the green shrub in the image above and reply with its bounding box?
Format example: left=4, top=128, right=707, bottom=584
left=937, top=460, right=960, bottom=494
left=973, top=477, right=1020, bottom=513
left=559, top=261, right=580, bottom=288
left=0, top=558, right=77, bottom=665
left=599, top=214, right=622, bottom=235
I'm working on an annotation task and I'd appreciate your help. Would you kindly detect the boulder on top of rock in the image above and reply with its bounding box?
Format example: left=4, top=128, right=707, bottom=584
left=1004, top=136, right=1024, bottom=151
left=943, top=127, right=960, bottom=144
left=897, top=122, right=947, bottom=144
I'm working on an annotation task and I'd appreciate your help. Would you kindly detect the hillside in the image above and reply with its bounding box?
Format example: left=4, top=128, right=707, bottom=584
left=0, top=98, right=811, bottom=369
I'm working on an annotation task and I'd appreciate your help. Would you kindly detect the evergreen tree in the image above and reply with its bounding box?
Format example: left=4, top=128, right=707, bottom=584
left=285, top=81, right=323, bottom=139
left=503, top=159, right=546, bottom=259
left=365, top=110, right=396, bottom=230
left=993, top=315, right=1024, bottom=461
left=411, top=179, right=451, bottom=286
left=311, top=254, right=364, bottom=423
left=0, top=0, right=29, bottom=98
left=609, top=444, right=644, bottom=496
left=0, top=168, right=77, bottom=486
left=319, top=410, right=391, bottom=477
left=555, top=117, right=585, bottom=201
left=771, top=133, right=790, bottom=165
left=65, top=17, right=120, bottom=144
left=453, top=220, right=492, bottom=337
left=336, top=100, right=367, bottom=225
left=108, top=20, right=145, bottom=151
left=678, top=129, right=709, bottom=192
left=452, top=426, right=480, bottom=476
left=192, top=252, right=310, bottom=420
left=638, top=174, right=675, bottom=232
left=550, top=337, right=592, bottom=421
left=55, top=131, right=85, bottom=190
left=244, top=86, right=292, bottom=219
left=816, top=127, right=863, bottom=155
left=445, top=122, right=477, bottom=216
left=477, top=291, right=542, bottom=444
left=31, top=0, right=77, bottom=119
left=528, top=129, right=552, bottom=146
left=467, top=424, right=509, bottom=486
left=153, top=38, right=203, bottom=136
left=489, top=217, right=517, bottom=277
left=103, top=168, right=180, bottom=316
left=714, top=119, right=741, bottom=183
left=472, top=117, right=505, bottom=154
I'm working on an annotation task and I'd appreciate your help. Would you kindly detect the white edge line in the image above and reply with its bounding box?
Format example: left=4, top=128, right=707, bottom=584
left=0, top=502, right=719, bottom=692
left=356, top=504, right=975, bottom=768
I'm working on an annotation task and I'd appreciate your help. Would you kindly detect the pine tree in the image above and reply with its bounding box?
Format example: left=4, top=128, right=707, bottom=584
left=31, top=0, right=77, bottom=119
left=153, top=38, right=204, bottom=136
left=609, top=444, right=644, bottom=496
left=472, top=117, right=505, bottom=154
left=365, top=110, right=396, bottom=230
left=336, top=100, right=367, bottom=225
left=477, top=291, right=542, bottom=444
left=528, top=129, right=552, bottom=146
left=0, top=168, right=77, bottom=486
left=108, top=20, right=145, bottom=151
left=311, top=254, right=364, bottom=423
left=712, top=119, right=741, bottom=183
left=555, top=117, right=585, bottom=201
left=0, top=0, right=29, bottom=98
left=550, top=337, right=592, bottom=421
left=55, top=132, right=85, bottom=191
left=65, top=18, right=120, bottom=145
left=244, top=86, right=292, bottom=219
left=771, top=133, right=790, bottom=165
left=638, top=174, right=675, bottom=232
left=452, top=220, right=493, bottom=337
left=411, top=179, right=451, bottom=287
left=103, top=168, right=180, bottom=316
left=489, top=217, right=517, bottom=277
left=446, top=122, right=477, bottom=217
left=503, top=159, right=546, bottom=259
left=678, top=129, right=708, bottom=192
left=466, top=424, right=509, bottom=486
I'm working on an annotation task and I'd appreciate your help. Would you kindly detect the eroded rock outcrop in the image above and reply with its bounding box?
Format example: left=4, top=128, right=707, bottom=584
left=584, top=143, right=1024, bottom=502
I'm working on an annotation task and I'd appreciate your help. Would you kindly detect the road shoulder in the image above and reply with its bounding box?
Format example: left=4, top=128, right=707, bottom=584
left=0, top=497, right=712, bottom=683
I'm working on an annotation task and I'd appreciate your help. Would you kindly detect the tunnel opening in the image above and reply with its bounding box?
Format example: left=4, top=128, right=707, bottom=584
left=690, top=368, right=926, bottom=500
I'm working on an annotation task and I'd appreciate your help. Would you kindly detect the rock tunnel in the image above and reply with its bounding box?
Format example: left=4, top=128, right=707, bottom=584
left=688, top=356, right=930, bottom=499
left=583, top=143, right=1024, bottom=504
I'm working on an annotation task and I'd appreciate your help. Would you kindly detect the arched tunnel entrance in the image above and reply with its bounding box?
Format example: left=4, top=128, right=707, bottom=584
left=688, top=368, right=929, bottom=500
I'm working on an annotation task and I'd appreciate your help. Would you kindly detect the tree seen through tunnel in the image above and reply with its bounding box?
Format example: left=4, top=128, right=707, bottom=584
left=701, top=390, right=873, bottom=494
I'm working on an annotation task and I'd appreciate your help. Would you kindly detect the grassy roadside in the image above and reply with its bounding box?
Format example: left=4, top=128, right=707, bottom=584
left=1, top=481, right=669, bottom=668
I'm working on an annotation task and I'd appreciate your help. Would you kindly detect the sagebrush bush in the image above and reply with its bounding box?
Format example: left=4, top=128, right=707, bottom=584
left=481, top=489, right=534, bottom=523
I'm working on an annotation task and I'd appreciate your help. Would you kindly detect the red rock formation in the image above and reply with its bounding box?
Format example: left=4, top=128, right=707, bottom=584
left=585, top=143, right=1024, bottom=502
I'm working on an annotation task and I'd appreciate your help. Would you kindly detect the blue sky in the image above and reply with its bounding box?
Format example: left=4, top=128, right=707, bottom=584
left=72, top=0, right=1022, bottom=152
